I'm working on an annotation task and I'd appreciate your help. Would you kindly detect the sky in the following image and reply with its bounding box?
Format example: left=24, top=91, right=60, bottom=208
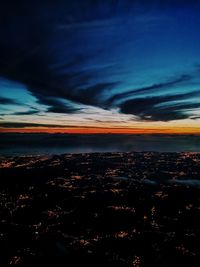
left=1, top=0, right=200, bottom=134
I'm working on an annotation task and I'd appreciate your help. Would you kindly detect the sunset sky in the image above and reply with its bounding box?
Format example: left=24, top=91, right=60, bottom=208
left=1, top=0, right=200, bottom=134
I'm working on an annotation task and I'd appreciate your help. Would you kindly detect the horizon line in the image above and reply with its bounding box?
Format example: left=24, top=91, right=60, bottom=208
left=1, top=126, right=200, bottom=135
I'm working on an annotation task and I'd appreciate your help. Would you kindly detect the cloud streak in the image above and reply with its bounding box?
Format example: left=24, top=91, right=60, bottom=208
left=119, top=91, right=200, bottom=121
left=107, top=74, right=192, bottom=105
left=0, top=122, right=75, bottom=128
left=0, top=96, right=19, bottom=105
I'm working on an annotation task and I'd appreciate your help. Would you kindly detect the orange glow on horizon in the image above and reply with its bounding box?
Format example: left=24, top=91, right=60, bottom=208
left=1, top=126, right=200, bottom=134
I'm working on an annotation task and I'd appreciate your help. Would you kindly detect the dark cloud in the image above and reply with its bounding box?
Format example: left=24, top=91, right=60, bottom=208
left=0, top=122, right=70, bottom=128
left=12, top=110, right=39, bottom=116
left=0, top=96, right=19, bottom=105
left=0, top=121, right=110, bottom=129
left=0, top=0, right=122, bottom=115
left=107, top=75, right=192, bottom=104
left=77, top=82, right=120, bottom=107
left=0, top=28, right=119, bottom=114
left=46, top=99, right=81, bottom=114
left=191, top=116, right=200, bottom=120
left=119, top=91, right=200, bottom=121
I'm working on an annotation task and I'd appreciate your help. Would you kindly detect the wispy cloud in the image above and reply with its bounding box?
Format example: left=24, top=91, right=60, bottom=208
left=0, top=96, right=19, bottom=105
left=0, top=122, right=74, bottom=128
left=12, top=109, right=39, bottom=116
left=107, top=74, right=192, bottom=104
left=119, top=91, right=200, bottom=121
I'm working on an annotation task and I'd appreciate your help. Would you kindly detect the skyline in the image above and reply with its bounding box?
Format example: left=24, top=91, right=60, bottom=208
left=1, top=0, right=200, bottom=133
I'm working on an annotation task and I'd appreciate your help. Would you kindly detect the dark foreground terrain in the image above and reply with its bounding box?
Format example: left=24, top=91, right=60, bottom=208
left=0, top=152, right=200, bottom=266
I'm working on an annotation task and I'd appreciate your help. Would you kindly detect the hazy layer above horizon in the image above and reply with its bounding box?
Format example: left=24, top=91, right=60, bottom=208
left=0, top=133, right=200, bottom=156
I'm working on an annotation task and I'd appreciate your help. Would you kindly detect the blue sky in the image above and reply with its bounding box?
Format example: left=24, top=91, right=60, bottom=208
left=0, top=0, right=200, bottom=131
